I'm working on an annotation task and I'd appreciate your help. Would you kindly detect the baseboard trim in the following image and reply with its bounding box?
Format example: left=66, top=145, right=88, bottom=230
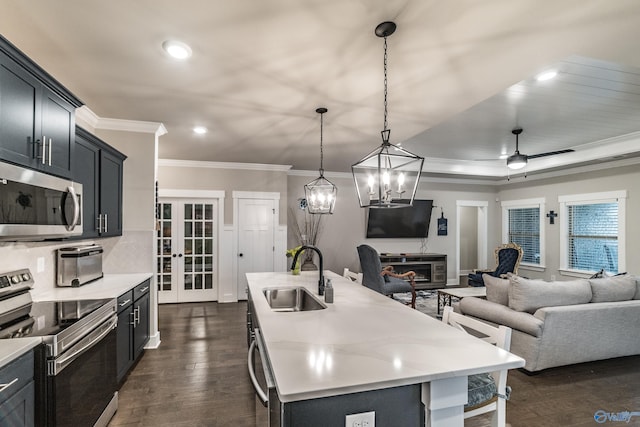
left=145, top=332, right=161, bottom=349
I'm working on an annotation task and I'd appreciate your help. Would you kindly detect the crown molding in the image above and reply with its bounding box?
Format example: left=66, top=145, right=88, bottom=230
left=75, top=106, right=167, bottom=136
left=158, top=158, right=292, bottom=172
left=287, top=169, right=352, bottom=179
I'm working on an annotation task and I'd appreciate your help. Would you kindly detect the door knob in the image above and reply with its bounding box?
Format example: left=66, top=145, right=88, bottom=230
left=172, top=254, right=177, bottom=257
left=239, top=253, right=244, bottom=257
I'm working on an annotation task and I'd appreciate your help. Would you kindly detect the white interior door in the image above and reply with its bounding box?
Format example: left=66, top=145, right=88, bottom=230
left=237, top=198, right=276, bottom=300
left=156, top=199, right=218, bottom=303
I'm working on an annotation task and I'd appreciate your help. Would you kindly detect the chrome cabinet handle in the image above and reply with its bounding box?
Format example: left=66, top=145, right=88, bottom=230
left=41, top=135, right=47, bottom=164
left=96, top=214, right=103, bottom=232
left=48, top=137, right=52, bottom=166
left=134, top=306, right=140, bottom=325
left=119, top=299, right=131, bottom=307
left=104, top=214, right=108, bottom=233
left=139, top=286, right=149, bottom=293
left=0, top=378, right=18, bottom=393
left=130, top=310, right=136, bottom=326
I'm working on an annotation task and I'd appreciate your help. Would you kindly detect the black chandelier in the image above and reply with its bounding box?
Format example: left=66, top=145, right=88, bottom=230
left=351, top=21, right=424, bottom=208
left=304, top=107, right=337, bottom=214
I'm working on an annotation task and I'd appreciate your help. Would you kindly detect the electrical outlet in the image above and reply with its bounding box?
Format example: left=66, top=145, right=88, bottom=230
left=345, top=411, right=375, bottom=427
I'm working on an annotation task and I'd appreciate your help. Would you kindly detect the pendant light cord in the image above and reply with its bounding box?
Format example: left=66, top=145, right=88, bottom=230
left=319, top=111, right=324, bottom=176
left=383, top=36, right=388, bottom=132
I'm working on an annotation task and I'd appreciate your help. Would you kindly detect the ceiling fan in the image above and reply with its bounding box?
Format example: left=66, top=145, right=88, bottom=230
left=506, top=128, right=574, bottom=170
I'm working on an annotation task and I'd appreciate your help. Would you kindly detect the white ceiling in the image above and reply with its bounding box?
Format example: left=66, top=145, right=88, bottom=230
left=2, top=0, right=640, bottom=179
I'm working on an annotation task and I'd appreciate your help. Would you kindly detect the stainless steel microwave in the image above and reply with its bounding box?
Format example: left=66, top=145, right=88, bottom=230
left=0, top=161, right=82, bottom=240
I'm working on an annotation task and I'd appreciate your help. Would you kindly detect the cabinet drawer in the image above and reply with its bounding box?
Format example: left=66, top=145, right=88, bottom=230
left=133, top=280, right=151, bottom=301
left=117, top=291, right=134, bottom=313
left=0, top=351, right=33, bottom=402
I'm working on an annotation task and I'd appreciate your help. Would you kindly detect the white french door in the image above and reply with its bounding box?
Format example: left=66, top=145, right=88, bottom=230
left=156, top=199, right=218, bottom=303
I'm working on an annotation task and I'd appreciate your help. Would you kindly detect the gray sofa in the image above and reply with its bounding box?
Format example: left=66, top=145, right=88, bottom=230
left=457, top=273, right=640, bottom=372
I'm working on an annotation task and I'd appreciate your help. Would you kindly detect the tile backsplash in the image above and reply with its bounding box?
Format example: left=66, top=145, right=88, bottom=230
left=0, top=230, right=153, bottom=293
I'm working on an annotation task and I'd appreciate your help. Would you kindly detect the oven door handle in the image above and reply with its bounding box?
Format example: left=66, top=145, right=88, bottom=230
left=248, top=339, right=268, bottom=407
left=50, top=315, right=117, bottom=376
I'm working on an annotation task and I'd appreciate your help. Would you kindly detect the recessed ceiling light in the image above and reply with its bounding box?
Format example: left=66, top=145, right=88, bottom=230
left=536, top=70, right=558, bottom=82
left=193, top=126, right=207, bottom=134
left=162, top=40, right=192, bottom=60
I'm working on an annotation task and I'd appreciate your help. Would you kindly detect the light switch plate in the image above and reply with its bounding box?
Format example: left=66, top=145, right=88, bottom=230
left=345, top=411, right=375, bottom=427
left=37, top=257, right=45, bottom=273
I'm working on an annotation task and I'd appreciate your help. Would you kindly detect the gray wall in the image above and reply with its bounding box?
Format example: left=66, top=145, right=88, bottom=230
left=157, top=164, right=288, bottom=225
left=497, top=163, right=640, bottom=280
left=157, top=160, right=640, bottom=284
left=287, top=174, right=498, bottom=281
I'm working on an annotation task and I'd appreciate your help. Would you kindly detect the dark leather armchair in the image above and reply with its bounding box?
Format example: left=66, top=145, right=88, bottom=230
left=468, top=243, right=523, bottom=287
left=357, top=244, right=416, bottom=308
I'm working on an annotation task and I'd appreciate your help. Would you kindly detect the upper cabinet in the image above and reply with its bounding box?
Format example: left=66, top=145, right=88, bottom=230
left=75, top=126, right=126, bottom=238
left=0, top=35, right=83, bottom=179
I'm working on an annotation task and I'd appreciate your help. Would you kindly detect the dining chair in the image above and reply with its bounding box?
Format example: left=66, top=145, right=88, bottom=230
left=442, top=306, right=513, bottom=427
left=342, top=268, right=363, bottom=284
left=356, top=244, right=416, bottom=308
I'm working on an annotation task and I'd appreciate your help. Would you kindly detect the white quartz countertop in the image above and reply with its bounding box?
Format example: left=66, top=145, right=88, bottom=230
left=247, top=271, right=525, bottom=403
left=0, top=337, right=41, bottom=368
left=31, top=273, right=153, bottom=301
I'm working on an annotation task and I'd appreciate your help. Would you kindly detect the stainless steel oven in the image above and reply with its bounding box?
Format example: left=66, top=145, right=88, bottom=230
left=248, top=328, right=281, bottom=427
left=0, top=161, right=82, bottom=240
left=0, top=269, right=117, bottom=427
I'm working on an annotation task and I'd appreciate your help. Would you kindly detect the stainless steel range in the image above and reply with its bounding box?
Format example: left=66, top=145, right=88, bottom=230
left=0, top=268, right=118, bottom=427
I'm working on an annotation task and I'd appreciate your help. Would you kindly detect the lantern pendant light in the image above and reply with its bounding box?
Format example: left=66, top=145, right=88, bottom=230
left=304, top=107, right=337, bottom=214
left=352, top=21, right=424, bottom=208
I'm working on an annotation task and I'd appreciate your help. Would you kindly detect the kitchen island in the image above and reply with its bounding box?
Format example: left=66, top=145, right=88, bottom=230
left=247, top=270, right=524, bottom=426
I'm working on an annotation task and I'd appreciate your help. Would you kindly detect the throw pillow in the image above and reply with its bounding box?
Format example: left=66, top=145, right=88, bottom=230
left=483, top=273, right=509, bottom=306
left=589, top=274, right=637, bottom=302
left=508, top=276, right=592, bottom=313
left=635, top=277, right=640, bottom=300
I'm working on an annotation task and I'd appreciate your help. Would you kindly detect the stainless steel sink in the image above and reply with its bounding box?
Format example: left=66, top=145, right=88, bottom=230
left=262, top=287, right=326, bottom=312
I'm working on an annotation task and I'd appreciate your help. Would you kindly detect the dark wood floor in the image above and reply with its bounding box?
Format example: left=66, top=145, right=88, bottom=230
left=109, top=302, right=640, bottom=427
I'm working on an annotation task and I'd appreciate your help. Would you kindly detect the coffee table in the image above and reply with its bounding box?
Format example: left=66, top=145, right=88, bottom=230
left=437, top=287, right=487, bottom=316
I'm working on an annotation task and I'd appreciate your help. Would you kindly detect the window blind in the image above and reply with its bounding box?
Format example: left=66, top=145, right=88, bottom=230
left=568, top=202, right=618, bottom=273
left=508, top=207, right=540, bottom=264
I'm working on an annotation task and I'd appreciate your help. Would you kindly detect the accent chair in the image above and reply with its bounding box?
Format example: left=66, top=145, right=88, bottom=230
left=468, top=242, right=523, bottom=287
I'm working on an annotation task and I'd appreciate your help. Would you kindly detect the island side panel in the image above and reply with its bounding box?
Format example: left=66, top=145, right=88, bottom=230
left=282, top=384, right=423, bottom=426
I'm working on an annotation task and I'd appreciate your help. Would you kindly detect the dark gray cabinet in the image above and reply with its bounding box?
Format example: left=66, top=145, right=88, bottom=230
left=116, top=279, right=151, bottom=383
left=0, top=351, right=35, bottom=427
left=0, top=35, right=82, bottom=179
left=74, top=126, right=126, bottom=238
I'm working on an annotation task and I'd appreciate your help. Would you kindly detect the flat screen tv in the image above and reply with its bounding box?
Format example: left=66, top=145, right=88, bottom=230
left=366, top=199, right=434, bottom=238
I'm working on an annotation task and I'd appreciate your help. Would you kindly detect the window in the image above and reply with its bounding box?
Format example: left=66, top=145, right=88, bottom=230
left=502, top=198, right=545, bottom=268
left=559, top=191, right=626, bottom=275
